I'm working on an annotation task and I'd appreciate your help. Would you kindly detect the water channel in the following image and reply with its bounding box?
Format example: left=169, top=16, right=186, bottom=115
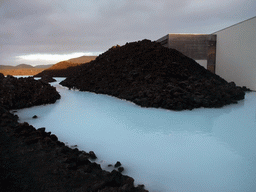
left=16, top=78, right=256, bottom=192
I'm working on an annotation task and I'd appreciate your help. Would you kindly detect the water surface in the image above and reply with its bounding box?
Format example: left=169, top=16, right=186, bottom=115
left=16, top=78, right=256, bottom=192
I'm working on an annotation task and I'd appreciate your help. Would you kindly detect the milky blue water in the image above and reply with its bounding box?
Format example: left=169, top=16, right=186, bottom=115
left=15, top=78, right=256, bottom=192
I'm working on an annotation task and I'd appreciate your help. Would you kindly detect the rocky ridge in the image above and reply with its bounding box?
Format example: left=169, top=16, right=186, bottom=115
left=60, top=39, right=248, bottom=110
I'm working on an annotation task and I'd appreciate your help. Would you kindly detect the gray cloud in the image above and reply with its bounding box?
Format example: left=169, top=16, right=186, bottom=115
left=0, top=0, right=255, bottom=65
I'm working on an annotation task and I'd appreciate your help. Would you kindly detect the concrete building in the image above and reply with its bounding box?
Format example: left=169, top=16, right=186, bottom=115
left=157, top=34, right=216, bottom=73
left=213, top=17, right=256, bottom=91
left=157, top=16, right=256, bottom=90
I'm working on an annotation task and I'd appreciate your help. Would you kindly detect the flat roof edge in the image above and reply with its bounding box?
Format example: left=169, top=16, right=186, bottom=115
left=167, top=33, right=214, bottom=35
left=212, top=16, right=256, bottom=34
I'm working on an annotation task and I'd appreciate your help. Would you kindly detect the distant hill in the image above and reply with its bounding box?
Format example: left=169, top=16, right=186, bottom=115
left=15, top=64, right=34, bottom=69
left=0, top=56, right=97, bottom=77
left=0, top=64, right=53, bottom=70
left=0, top=64, right=33, bottom=69
left=34, top=64, right=53, bottom=69
left=67, top=56, right=97, bottom=64
left=34, top=56, right=97, bottom=77
left=0, top=64, right=53, bottom=76
left=45, top=61, right=80, bottom=70
left=0, top=65, right=14, bottom=70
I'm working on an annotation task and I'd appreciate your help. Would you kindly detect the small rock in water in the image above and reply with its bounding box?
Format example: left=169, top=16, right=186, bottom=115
left=114, top=161, right=121, bottom=168
left=137, top=184, right=145, bottom=190
left=32, top=115, right=38, bottom=119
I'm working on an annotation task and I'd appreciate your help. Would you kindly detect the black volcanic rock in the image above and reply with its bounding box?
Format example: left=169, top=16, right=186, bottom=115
left=0, top=74, right=60, bottom=110
left=60, top=39, right=247, bottom=110
left=40, top=75, right=57, bottom=83
left=115, top=161, right=122, bottom=167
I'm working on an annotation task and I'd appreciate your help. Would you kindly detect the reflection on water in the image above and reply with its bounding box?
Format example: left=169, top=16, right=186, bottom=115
left=16, top=78, right=256, bottom=192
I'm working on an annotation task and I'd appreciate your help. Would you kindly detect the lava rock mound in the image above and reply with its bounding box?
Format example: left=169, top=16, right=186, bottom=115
left=0, top=74, right=60, bottom=110
left=60, top=39, right=246, bottom=110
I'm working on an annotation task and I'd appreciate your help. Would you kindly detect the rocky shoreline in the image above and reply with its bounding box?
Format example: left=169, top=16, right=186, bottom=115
left=0, top=74, right=148, bottom=192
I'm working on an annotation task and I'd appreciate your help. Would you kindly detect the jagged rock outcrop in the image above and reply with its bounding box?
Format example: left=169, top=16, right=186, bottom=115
left=0, top=74, right=60, bottom=110
left=60, top=39, right=248, bottom=110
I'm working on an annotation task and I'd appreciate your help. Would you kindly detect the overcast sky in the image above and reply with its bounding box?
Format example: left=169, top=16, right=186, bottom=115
left=1, top=0, right=255, bottom=66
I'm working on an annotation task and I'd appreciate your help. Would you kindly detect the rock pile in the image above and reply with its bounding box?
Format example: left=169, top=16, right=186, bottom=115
left=60, top=39, right=247, bottom=110
left=0, top=74, right=60, bottom=110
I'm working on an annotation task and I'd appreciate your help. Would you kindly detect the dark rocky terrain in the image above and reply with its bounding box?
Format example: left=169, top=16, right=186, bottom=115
left=60, top=39, right=248, bottom=111
left=0, top=74, right=60, bottom=110
left=0, top=74, right=148, bottom=192
left=40, top=75, right=57, bottom=83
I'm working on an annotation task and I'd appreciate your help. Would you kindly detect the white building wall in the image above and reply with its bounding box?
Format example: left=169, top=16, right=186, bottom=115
left=214, top=17, right=256, bottom=90
left=196, top=60, right=207, bottom=69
